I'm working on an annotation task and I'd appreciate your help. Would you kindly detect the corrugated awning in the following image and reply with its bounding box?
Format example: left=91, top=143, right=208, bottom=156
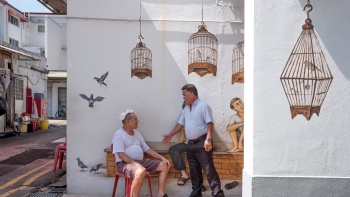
left=0, top=45, right=40, bottom=60
left=48, top=71, right=67, bottom=78
left=36, top=0, right=67, bottom=15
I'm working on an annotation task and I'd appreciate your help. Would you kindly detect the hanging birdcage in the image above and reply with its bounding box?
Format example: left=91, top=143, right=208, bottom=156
left=188, top=1, right=218, bottom=77
left=130, top=0, right=152, bottom=80
left=131, top=41, right=152, bottom=79
left=188, top=23, right=218, bottom=77
left=232, top=41, right=244, bottom=84
left=280, top=1, right=333, bottom=121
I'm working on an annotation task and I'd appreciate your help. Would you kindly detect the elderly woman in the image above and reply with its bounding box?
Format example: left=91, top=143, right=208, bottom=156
left=226, top=98, right=244, bottom=153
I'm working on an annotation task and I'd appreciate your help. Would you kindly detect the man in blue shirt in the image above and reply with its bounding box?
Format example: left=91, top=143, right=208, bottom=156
left=163, top=84, right=225, bottom=197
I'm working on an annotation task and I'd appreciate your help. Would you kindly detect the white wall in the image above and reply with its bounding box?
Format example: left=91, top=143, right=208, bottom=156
left=46, top=17, right=67, bottom=71
left=245, top=0, right=350, bottom=196
left=0, top=5, right=6, bottom=41
left=67, top=0, right=244, bottom=194
left=7, top=16, right=21, bottom=44
left=27, top=22, right=45, bottom=48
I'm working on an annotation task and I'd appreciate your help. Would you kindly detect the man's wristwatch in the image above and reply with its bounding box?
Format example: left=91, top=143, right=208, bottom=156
left=206, top=137, right=213, bottom=142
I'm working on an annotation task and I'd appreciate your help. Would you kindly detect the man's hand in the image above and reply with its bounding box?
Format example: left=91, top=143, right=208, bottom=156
left=161, top=157, right=171, bottom=168
left=162, top=133, right=173, bottom=144
left=204, top=140, right=212, bottom=152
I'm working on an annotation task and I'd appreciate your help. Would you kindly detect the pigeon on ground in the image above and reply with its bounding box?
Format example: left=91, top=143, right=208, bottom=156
left=76, top=158, right=88, bottom=170
left=79, top=94, right=105, bottom=107
left=94, top=71, right=109, bottom=86
left=90, top=163, right=102, bottom=173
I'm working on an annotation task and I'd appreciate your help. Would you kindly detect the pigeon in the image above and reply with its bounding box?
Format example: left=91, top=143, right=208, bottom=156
left=79, top=94, right=105, bottom=107
left=76, top=158, right=88, bottom=170
left=90, top=163, right=102, bottom=173
left=93, top=71, right=108, bottom=86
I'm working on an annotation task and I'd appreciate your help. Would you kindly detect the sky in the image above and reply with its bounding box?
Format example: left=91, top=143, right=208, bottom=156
left=6, top=0, right=51, bottom=12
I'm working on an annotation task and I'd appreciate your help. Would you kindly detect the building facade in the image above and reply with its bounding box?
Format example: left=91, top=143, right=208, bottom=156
left=0, top=0, right=47, bottom=133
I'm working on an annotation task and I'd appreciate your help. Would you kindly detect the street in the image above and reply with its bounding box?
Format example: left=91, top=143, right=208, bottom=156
left=0, top=120, right=66, bottom=197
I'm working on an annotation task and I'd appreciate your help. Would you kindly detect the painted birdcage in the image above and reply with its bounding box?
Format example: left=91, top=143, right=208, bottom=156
left=232, top=41, right=244, bottom=84
left=280, top=1, right=333, bottom=121
left=130, top=41, right=152, bottom=79
left=188, top=22, right=218, bottom=77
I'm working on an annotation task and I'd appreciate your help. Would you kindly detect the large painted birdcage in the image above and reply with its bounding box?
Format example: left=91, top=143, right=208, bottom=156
left=130, top=41, right=152, bottom=79
left=232, top=41, right=244, bottom=84
left=280, top=1, right=333, bottom=121
left=188, top=23, right=218, bottom=77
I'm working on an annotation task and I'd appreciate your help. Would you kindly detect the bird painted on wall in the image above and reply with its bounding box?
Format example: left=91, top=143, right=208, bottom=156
left=93, top=71, right=109, bottom=86
left=79, top=94, right=105, bottom=107
left=90, top=163, right=102, bottom=173
left=76, top=158, right=88, bottom=170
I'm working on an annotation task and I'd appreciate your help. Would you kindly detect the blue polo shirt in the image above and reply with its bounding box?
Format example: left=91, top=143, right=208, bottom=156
left=178, top=98, right=213, bottom=140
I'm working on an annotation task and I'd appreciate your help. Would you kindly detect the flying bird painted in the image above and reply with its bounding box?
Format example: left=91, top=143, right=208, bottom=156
left=90, top=163, right=102, bottom=173
left=79, top=94, right=105, bottom=107
left=93, top=71, right=109, bottom=86
left=76, top=158, right=88, bottom=170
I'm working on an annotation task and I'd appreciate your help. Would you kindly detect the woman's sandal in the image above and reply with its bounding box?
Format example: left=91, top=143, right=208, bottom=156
left=177, top=176, right=190, bottom=186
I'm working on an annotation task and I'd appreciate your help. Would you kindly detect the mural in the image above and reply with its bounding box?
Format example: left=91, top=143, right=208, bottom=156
left=280, top=0, right=333, bottom=120
left=188, top=1, right=218, bottom=77
left=90, top=163, right=102, bottom=173
left=226, top=98, right=244, bottom=153
left=93, top=71, right=109, bottom=86
left=76, top=157, right=88, bottom=171
left=130, top=0, right=152, bottom=79
left=79, top=94, right=105, bottom=108
left=232, top=41, right=244, bottom=84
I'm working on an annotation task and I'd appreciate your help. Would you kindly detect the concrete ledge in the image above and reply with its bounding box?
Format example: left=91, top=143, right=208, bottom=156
left=252, top=176, right=350, bottom=197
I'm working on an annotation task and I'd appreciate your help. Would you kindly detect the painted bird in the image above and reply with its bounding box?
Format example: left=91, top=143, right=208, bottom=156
left=76, top=158, right=88, bottom=170
left=90, top=163, right=102, bottom=173
left=79, top=94, right=105, bottom=107
left=93, top=71, right=109, bottom=86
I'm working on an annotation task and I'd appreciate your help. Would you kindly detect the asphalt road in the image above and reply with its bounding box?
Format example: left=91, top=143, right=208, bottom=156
left=0, top=121, right=66, bottom=197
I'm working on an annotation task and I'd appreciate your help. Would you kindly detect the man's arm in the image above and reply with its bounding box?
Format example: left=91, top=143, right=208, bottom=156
left=227, top=122, right=244, bottom=132
left=204, top=122, right=214, bottom=152
left=162, top=123, right=183, bottom=144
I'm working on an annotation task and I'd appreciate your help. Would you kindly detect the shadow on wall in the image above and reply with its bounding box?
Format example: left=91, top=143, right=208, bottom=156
left=298, top=0, right=350, bottom=80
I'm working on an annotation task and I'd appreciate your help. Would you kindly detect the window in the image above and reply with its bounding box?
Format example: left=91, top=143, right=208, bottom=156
left=38, top=25, right=45, bottom=33
left=15, top=78, right=24, bottom=100
left=8, top=15, right=19, bottom=27
left=9, top=38, right=19, bottom=47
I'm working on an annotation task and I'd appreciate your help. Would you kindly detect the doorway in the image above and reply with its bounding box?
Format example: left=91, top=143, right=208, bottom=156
left=57, top=87, right=67, bottom=118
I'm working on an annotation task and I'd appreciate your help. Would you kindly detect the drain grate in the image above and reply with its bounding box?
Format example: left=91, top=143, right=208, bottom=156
left=49, top=188, right=66, bottom=193
left=27, top=193, right=62, bottom=197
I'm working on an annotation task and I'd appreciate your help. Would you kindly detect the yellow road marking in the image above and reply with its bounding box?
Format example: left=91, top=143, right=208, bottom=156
left=1, top=167, right=52, bottom=197
left=0, top=160, right=53, bottom=190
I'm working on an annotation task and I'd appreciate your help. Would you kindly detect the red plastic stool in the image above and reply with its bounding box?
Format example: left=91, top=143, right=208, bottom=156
left=29, top=120, right=38, bottom=131
left=53, top=143, right=66, bottom=173
left=111, top=144, right=153, bottom=197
